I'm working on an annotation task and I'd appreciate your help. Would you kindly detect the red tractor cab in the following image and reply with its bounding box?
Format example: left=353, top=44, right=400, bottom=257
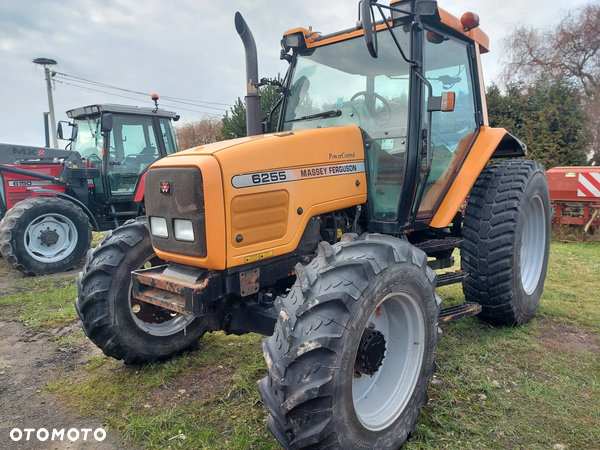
left=0, top=103, right=180, bottom=275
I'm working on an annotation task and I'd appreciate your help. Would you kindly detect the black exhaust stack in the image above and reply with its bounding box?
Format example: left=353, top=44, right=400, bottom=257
left=235, top=12, right=262, bottom=137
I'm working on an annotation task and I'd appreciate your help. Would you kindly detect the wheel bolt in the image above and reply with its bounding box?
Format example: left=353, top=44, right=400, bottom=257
left=354, top=371, right=362, bottom=379
left=368, top=322, right=376, bottom=330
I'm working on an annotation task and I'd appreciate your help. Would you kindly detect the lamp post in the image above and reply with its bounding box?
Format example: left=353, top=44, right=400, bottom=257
left=33, top=58, right=58, bottom=148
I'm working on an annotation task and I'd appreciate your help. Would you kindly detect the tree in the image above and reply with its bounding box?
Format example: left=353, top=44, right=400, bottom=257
left=487, top=80, right=590, bottom=169
left=221, top=83, right=283, bottom=139
left=175, top=117, right=222, bottom=151
left=501, top=4, right=600, bottom=164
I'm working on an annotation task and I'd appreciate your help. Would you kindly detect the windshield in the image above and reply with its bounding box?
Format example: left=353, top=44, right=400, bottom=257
left=283, top=26, right=411, bottom=143
left=283, top=25, right=412, bottom=222
left=72, top=116, right=102, bottom=160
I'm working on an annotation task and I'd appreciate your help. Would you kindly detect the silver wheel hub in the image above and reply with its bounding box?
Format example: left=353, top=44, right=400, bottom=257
left=352, top=291, right=426, bottom=431
left=520, top=194, right=546, bottom=295
left=24, top=213, right=78, bottom=263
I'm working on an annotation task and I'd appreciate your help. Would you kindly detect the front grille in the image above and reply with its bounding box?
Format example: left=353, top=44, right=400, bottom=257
left=145, top=167, right=207, bottom=258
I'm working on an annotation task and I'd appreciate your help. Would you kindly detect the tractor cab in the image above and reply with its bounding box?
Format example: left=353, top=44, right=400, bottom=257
left=62, top=104, right=179, bottom=204
left=277, top=0, right=524, bottom=233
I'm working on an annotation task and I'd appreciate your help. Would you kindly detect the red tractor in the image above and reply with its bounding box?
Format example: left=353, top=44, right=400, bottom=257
left=0, top=103, right=180, bottom=275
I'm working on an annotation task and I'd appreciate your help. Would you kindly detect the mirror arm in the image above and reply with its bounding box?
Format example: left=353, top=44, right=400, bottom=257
left=374, top=4, right=419, bottom=67
left=265, top=94, right=284, bottom=133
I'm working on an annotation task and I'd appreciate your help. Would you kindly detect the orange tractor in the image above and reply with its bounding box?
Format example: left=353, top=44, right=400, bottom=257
left=76, top=1, right=551, bottom=448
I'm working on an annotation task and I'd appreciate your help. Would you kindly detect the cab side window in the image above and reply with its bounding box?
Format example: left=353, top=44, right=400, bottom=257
left=160, top=118, right=178, bottom=154
left=108, top=115, right=159, bottom=196
left=418, top=32, right=478, bottom=213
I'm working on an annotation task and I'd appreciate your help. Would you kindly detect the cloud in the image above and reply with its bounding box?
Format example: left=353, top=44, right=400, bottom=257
left=0, top=0, right=591, bottom=146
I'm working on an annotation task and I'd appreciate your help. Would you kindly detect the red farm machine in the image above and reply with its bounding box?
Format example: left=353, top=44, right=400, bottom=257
left=0, top=102, right=180, bottom=275
left=547, top=167, right=600, bottom=233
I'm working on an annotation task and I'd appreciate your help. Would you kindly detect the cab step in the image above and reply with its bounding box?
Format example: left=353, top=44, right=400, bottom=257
left=437, top=270, right=468, bottom=287
left=110, top=211, right=138, bottom=217
left=414, top=237, right=462, bottom=255
left=439, top=302, right=482, bottom=324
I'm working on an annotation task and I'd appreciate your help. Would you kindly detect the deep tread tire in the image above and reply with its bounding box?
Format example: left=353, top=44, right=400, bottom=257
left=258, top=234, right=442, bottom=450
left=0, top=196, right=92, bottom=275
left=461, top=160, right=551, bottom=325
left=75, top=217, right=208, bottom=365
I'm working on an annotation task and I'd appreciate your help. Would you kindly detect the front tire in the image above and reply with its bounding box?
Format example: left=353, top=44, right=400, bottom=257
left=258, top=234, right=442, bottom=450
left=461, top=160, right=551, bottom=325
left=76, top=217, right=208, bottom=365
left=0, top=196, right=92, bottom=275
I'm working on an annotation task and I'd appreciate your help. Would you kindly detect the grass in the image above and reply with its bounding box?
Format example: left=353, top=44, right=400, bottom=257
left=0, top=275, right=78, bottom=327
left=2, top=241, right=598, bottom=449
left=47, top=332, right=278, bottom=450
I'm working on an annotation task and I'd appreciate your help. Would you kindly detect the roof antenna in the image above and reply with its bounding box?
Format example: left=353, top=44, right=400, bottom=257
left=151, top=93, right=159, bottom=113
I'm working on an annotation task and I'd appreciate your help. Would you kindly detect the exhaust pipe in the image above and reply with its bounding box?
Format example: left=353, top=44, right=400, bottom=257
left=235, top=12, right=262, bottom=137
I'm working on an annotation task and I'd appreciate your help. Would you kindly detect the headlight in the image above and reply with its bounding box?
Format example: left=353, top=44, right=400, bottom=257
left=173, top=219, right=194, bottom=242
left=149, top=216, right=168, bottom=238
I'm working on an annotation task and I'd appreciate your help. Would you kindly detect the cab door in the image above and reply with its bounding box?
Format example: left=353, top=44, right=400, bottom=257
left=415, top=29, right=480, bottom=217
left=106, top=114, right=162, bottom=199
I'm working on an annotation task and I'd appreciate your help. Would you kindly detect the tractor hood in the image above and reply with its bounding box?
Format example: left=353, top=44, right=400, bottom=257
left=146, top=125, right=368, bottom=270
left=166, top=126, right=366, bottom=175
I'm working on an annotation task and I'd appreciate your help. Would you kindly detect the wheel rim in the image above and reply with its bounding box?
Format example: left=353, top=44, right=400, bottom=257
left=128, top=255, right=195, bottom=336
left=24, top=213, right=78, bottom=263
left=520, top=194, right=546, bottom=295
left=352, top=291, right=426, bottom=431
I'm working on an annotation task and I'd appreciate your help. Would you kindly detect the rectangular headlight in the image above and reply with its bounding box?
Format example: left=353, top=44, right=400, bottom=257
left=173, top=219, right=194, bottom=242
left=149, top=216, right=168, bottom=238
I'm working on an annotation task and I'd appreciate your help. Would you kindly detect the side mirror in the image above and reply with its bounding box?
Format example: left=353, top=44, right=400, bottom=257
left=362, top=0, right=379, bottom=58
left=57, top=121, right=77, bottom=141
left=428, top=92, right=456, bottom=113
left=101, top=113, right=113, bottom=132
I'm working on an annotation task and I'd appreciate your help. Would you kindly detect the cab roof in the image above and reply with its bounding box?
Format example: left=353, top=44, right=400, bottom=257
left=66, top=104, right=178, bottom=120
left=283, top=0, right=490, bottom=54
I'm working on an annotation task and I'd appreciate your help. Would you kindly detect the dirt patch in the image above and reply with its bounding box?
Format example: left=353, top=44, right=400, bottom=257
left=146, top=367, right=231, bottom=408
left=0, top=258, right=82, bottom=297
left=0, top=320, right=131, bottom=449
left=540, top=318, right=600, bottom=354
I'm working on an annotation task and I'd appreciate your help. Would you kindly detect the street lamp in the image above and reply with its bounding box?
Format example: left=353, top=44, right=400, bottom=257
left=33, top=58, right=58, bottom=148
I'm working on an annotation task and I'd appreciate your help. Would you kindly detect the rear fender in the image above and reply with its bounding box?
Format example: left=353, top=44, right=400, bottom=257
left=25, top=188, right=99, bottom=231
left=430, top=127, right=527, bottom=228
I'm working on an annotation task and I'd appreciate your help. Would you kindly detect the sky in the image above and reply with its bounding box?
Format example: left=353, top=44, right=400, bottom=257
left=0, top=0, right=592, bottom=147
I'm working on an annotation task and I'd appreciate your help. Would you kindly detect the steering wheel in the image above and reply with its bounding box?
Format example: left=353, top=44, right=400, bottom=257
left=86, top=153, right=102, bottom=164
left=80, top=147, right=101, bottom=159
left=350, top=91, right=393, bottom=127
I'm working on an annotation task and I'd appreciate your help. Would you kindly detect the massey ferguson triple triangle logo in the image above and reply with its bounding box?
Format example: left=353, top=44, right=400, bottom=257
left=160, top=181, right=171, bottom=195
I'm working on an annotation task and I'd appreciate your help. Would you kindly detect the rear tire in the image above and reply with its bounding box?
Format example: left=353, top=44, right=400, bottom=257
left=76, top=217, right=208, bottom=365
left=461, top=160, right=551, bottom=325
left=0, top=196, right=92, bottom=275
left=258, top=234, right=441, bottom=450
